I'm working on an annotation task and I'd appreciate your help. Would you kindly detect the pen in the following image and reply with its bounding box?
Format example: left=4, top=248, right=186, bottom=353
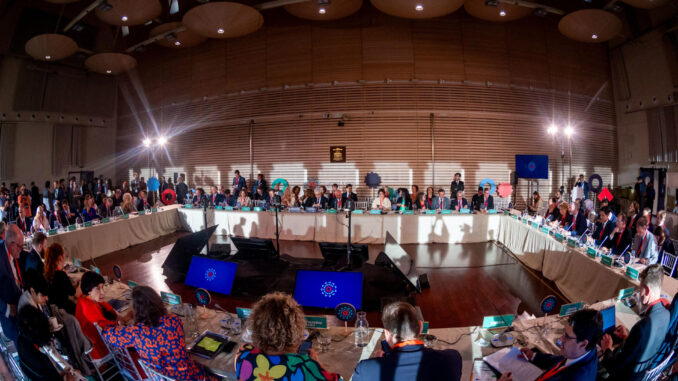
left=521, top=351, right=530, bottom=362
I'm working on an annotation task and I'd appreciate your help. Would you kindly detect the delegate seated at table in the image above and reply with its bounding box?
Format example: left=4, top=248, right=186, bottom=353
left=341, top=184, right=358, bottom=205
left=632, top=217, right=658, bottom=265
left=306, top=189, right=328, bottom=209
left=477, top=188, right=494, bottom=212
left=413, top=193, right=427, bottom=211
left=432, top=189, right=450, bottom=211
left=452, top=190, right=468, bottom=211
left=371, top=189, right=391, bottom=211
left=499, top=308, right=603, bottom=381
left=556, top=202, right=572, bottom=229
left=569, top=202, right=588, bottom=236
left=102, top=286, right=218, bottom=381
left=600, top=265, right=669, bottom=380
left=591, top=207, right=615, bottom=247
left=352, top=302, right=462, bottom=381
left=395, top=188, right=412, bottom=210
left=601, top=214, right=633, bottom=256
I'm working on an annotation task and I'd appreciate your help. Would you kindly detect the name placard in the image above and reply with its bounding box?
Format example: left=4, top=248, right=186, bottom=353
left=68, top=225, right=76, bottom=231
left=151, top=208, right=158, bottom=213
left=84, top=221, right=92, bottom=227
left=503, top=210, right=509, bottom=215
left=425, top=210, right=437, bottom=215
left=352, top=210, right=364, bottom=214
left=370, top=209, right=382, bottom=215
left=460, top=209, right=471, bottom=214
left=160, top=291, right=182, bottom=306
left=512, top=215, right=518, bottom=220
left=90, top=265, right=100, bottom=274
left=122, top=214, right=129, bottom=219
left=482, top=314, right=514, bottom=329
left=306, top=207, right=317, bottom=213
left=586, top=247, right=598, bottom=258
left=48, top=228, right=58, bottom=236
left=567, top=237, right=577, bottom=248
left=441, top=209, right=452, bottom=215
left=531, top=222, right=540, bottom=229
left=555, top=233, right=564, bottom=243
left=403, top=210, right=414, bottom=215
left=559, top=302, right=583, bottom=316
left=618, top=287, right=634, bottom=301
left=72, top=258, right=82, bottom=267
left=224, top=206, right=234, bottom=211
left=138, top=210, right=146, bottom=215
left=422, top=321, right=430, bottom=334
left=253, top=207, right=263, bottom=212
left=215, top=206, right=224, bottom=210
left=241, top=207, right=251, bottom=212
left=101, top=218, right=110, bottom=223
left=236, top=307, right=252, bottom=319
left=626, top=266, right=639, bottom=280
left=127, top=280, right=138, bottom=289
left=184, top=204, right=193, bottom=208
left=487, top=209, right=497, bottom=214
left=601, top=254, right=614, bottom=267
left=326, top=209, right=337, bottom=214
left=305, top=316, right=328, bottom=330
left=540, top=227, right=549, bottom=234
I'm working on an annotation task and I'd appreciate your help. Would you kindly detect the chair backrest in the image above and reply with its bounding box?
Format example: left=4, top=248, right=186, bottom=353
left=94, top=322, right=144, bottom=380
left=642, top=350, right=674, bottom=381
left=138, top=360, right=175, bottom=381
left=662, top=252, right=677, bottom=277
left=0, top=338, right=27, bottom=381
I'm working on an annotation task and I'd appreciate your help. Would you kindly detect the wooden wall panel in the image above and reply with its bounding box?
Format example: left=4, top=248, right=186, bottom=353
left=507, top=21, right=550, bottom=89
left=225, top=30, right=267, bottom=93
left=312, top=26, right=363, bottom=84
left=266, top=26, right=313, bottom=86
left=412, top=16, right=465, bottom=82
left=462, top=19, right=510, bottom=84
left=361, top=17, right=414, bottom=80
left=190, top=39, right=226, bottom=99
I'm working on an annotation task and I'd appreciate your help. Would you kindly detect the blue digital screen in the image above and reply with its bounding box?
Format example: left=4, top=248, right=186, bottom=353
left=294, top=270, right=363, bottom=309
left=515, top=155, right=549, bottom=179
left=601, top=306, right=615, bottom=331
left=185, top=256, right=237, bottom=295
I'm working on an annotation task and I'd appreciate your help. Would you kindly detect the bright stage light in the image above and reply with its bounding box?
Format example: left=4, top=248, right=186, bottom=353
left=547, top=124, right=557, bottom=135
left=157, top=136, right=168, bottom=146
left=564, top=126, right=573, bottom=137
left=143, top=138, right=152, bottom=147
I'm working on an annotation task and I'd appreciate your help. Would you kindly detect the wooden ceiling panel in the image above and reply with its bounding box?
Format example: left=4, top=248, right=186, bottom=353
left=370, top=0, right=464, bottom=19
left=558, top=10, right=622, bottom=43
left=285, top=0, right=363, bottom=21
left=95, top=0, right=162, bottom=26
left=150, top=22, right=208, bottom=49
left=25, top=33, right=78, bottom=61
left=183, top=2, right=263, bottom=39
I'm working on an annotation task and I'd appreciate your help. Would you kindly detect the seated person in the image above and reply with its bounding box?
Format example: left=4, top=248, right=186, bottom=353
left=208, top=186, right=225, bottom=206
left=81, top=194, right=99, bottom=222
left=413, top=193, right=427, bottom=211
left=657, top=211, right=670, bottom=240
left=265, top=189, right=277, bottom=209
left=61, top=200, right=76, bottom=225
left=591, top=207, right=615, bottom=247
left=342, top=184, right=358, bottom=204
left=641, top=208, right=654, bottom=233
left=18, top=270, right=49, bottom=313
left=236, top=189, right=252, bottom=208
left=136, top=190, right=149, bottom=211
left=253, top=186, right=266, bottom=202
left=328, top=184, right=339, bottom=204
left=654, top=226, right=673, bottom=265
left=16, top=306, right=64, bottom=380
left=395, top=188, right=412, bottom=210
left=223, top=189, right=233, bottom=206
left=371, top=188, right=391, bottom=211
left=633, top=217, right=658, bottom=265
left=556, top=202, right=572, bottom=229
left=602, top=214, right=633, bottom=255
left=452, top=190, right=468, bottom=211
left=601, top=265, right=670, bottom=379
left=76, top=271, right=126, bottom=360
left=470, top=187, right=483, bottom=211
left=20, top=231, right=46, bottom=276
left=306, top=188, right=328, bottom=209
left=15, top=207, right=31, bottom=234
left=569, top=203, right=588, bottom=236
left=352, top=302, right=462, bottom=381
left=192, top=188, right=207, bottom=206
left=479, top=188, right=494, bottom=212
left=49, top=201, right=70, bottom=228
left=44, top=243, right=77, bottom=315
left=120, top=192, right=137, bottom=214
left=627, top=201, right=641, bottom=237
left=235, top=292, right=340, bottom=381
left=99, top=197, right=115, bottom=218
left=432, top=189, right=449, bottom=211
left=527, top=191, right=541, bottom=216
left=543, top=197, right=560, bottom=223
left=500, top=309, right=602, bottom=381
left=102, top=286, right=217, bottom=380
left=281, top=188, right=296, bottom=208
left=331, top=189, right=344, bottom=209
left=32, top=205, right=50, bottom=232
left=424, top=187, right=436, bottom=209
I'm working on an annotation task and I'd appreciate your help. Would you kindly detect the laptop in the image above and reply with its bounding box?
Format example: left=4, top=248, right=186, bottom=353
left=294, top=270, right=363, bottom=309
left=185, top=256, right=238, bottom=295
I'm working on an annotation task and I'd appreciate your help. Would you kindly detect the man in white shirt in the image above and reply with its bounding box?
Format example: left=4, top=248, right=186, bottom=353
left=371, top=189, right=391, bottom=211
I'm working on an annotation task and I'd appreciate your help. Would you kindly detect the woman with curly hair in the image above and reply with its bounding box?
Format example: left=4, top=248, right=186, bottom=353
left=44, top=243, right=76, bottom=314
left=235, top=292, right=341, bottom=381
left=121, top=192, right=136, bottom=214
left=102, top=286, right=217, bottom=380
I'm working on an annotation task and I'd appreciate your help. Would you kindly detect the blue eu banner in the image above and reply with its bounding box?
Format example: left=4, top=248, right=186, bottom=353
left=516, top=155, right=549, bottom=179
left=185, top=256, right=238, bottom=295
left=294, top=270, right=363, bottom=309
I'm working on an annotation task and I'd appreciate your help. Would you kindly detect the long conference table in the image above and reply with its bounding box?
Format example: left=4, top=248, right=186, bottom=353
left=47, top=206, right=678, bottom=305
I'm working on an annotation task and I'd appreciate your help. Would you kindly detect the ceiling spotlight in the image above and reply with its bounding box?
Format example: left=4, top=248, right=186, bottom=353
left=106, top=69, right=112, bottom=74
left=318, top=7, right=326, bottom=14
left=157, top=136, right=168, bottom=146
left=217, top=27, right=224, bottom=34
left=143, top=138, right=152, bottom=147
left=591, top=34, right=598, bottom=39
left=564, top=126, right=574, bottom=137
left=534, top=8, right=548, bottom=17
left=499, top=10, right=506, bottom=16
left=174, top=41, right=181, bottom=46
left=415, top=4, right=424, bottom=11
left=45, top=55, right=51, bottom=60
left=547, top=124, right=557, bottom=134
left=121, top=15, right=128, bottom=22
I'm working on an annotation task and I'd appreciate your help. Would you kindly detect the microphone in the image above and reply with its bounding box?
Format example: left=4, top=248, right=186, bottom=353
left=596, top=235, right=609, bottom=251
left=577, top=229, right=590, bottom=245
left=346, top=199, right=355, bottom=212
left=564, top=222, right=573, bottom=232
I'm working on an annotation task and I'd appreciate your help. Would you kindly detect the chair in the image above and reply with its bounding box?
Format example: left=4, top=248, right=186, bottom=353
left=662, top=252, right=677, bottom=277
left=138, top=360, right=176, bottom=381
left=642, top=350, right=674, bottom=381
left=93, top=322, right=146, bottom=380
left=84, top=346, right=120, bottom=381
left=0, top=335, right=27, bottom=381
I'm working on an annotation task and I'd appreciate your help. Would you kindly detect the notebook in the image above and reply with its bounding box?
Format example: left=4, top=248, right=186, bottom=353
left=483, top=347, right=543, bottom=381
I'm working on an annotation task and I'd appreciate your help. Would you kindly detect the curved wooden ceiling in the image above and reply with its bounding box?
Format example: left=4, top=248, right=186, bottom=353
left=25, top=33, right=78, bottom=61
left=95, top=0, right=162, bottom=26
left=464, top=0, right=533, bottom=22
left=285, top=0, right=363, bottom=21
left=85, top=53, right=137, bottom=75
left=182, top=2, right=264, bottom=39
left=150, top=22, right=207, bottom=48
left=370, top=0, right=464, bottom=19
left=558, top=9, right=622, bottom=43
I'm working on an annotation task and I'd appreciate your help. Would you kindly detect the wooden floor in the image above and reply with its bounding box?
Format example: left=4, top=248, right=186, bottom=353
left=85, top=233, right=566, bottom=328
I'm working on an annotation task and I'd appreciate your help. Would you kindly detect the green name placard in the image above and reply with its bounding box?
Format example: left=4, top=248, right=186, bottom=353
left=224, top=206, right=234, bottom=211
left=84, top=221, right=92, bottom=227
left=127, top=280, right=138, bottom=289
left=618, top=287, right=635, bottom=300
left=72, top=258, right=82, bottom=267
left=626, top=266, right=639, bottom=280
left=215, top=206, right=224, bottom=210
left=482, top=315, right=514, bottom=329
left=90, top=265, right=100, bottom=274
left=567, top=237, right=577, bottom=248
left=122, top=214, right=129, bottom=219
left=587, top=247, right=597, bottom=258
left=548, top=230, right=555, bottom=236
left=512, top=215, right=518, bottom=220
left=559, top=302, right=583, bottom=316
left=425, top=210, right=437, bottom=215
left=441, top=209, right=452, bottom=215
left=138, top=210, right=146, bottom=215
left=460, top=209, right=471, bottom=214
left=352, top=210, right=364, bottom=214
left=160, top=291, right=182, bottom=306
left=555, top=233, right=564, bottom=242
left=101, top=217, right=110, bottom=223
left=326, top=209, right=337, bottom=214
left=184, top=204, right=193, bottom=208
left=487, top=209, right=497, bottom=214
left=531, top=222, right=540, bottom=229
left=151, top=208, right=158, bottom=212
left=540, top=226, right=549, bottom=234
left=422, top=321, right=429, bottom=334
left=403, top=210, right=414, bottom=215
left=48, top=228, right=58, bottom=236
left=503, top=210, right=509, bottom=215
left=305, top=316, right=328, bottom=330
left=253, top=207, right=263, bottom=212
left=236, top=307, right=252, bottom=319
left=601, top=254, right=614, bottom=267
left=371, top=210, right=383, bottom=215
left=522, top=218, right=528, bottom=224
left=241, top=207, right=251, bottom=211
left=68, top=225, right=76, bottom=231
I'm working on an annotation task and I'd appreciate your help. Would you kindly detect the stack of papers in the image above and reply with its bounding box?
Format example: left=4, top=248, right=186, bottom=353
left=483, top=347, right=543, bottom=381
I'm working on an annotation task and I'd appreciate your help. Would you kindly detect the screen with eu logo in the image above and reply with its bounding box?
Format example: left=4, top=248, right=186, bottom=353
left=294, top=270, right=363, bottom=309
left=515, top=155, right=549, bottom=179
left=185, top=256, right=237, bottom=295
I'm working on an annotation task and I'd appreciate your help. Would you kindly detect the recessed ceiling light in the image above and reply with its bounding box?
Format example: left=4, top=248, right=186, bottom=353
left=217, top=27, right=224, bottom=34
left=318, top=8, right=326, bottom=14
left=121, top=15, right=128, bottom=22
left=592, top=34, right=598, bottom=39
left=499, top=10, right=506, bottom=16
left=45, top=55, right=51, bottom=60
left=174, top=40, right=181, bottom=46
left=415, top=4, right=424, bottom=11
left=106, top=69, right=112, bottom=74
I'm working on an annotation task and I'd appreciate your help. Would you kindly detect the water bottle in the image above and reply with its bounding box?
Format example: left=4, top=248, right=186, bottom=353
left=354, top=311, right=370, bottom=347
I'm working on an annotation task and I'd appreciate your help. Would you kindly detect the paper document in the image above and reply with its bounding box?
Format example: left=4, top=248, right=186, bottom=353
left=483, top=347, right=543, bottom=381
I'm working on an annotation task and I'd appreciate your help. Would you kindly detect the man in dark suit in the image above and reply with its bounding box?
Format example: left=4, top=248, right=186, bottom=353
left=0, top=225, right=25, bottom=344
left=341, top=184, right=358, bottom=205
left=208, top=186, right=226, bottom=206
left=232, top=170, right=246, bottom=194
left=601, top=264, right=669, bottom=380
left=99, top=198, right=115, bottom=218
left=569, top=203, right=588, bottom=236
left=192, top=188, right=207, bottom=206
left=480, top=188, right=494, bottom=211
left=305, top=189, right=327, bottom=209
left=471, top=187, right=484, bottom=211
left=450, top=172, right=464, bottom=198
left=574, top=174, right=590, bottom=200
left=452, top=190, right=468, bottom=211
left=330, top=189, right=344, bottom=209
left=603, top=215, right=633, bottom=255
left=19, top=232, right=46, bottom=276
left=352, top=302, right=462, bottom=381
left=432, top=189, right=450, bottom=210
left=136, top=190, right=149, bottom=211
left=592, top=207, right=615, bottom=246
left=15, top=207, right=31, bottom=235
left=175, top=175, right=188, bottom=204
left=507, top=309, right=603, bottom=381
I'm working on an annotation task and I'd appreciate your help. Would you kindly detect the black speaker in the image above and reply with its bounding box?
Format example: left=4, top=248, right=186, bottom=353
left=230, top=237, right=277, bottom=258
left=162, top=225, right=217, bottom=282
left=511, top=171, right=519, bottom=185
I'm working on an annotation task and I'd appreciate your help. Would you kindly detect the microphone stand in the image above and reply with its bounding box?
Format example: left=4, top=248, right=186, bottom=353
left=346, top=199, right=353, bottom=270
left=202, top=197, right=210, bottom=254
left=273, top=195, right=281, bottom=259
